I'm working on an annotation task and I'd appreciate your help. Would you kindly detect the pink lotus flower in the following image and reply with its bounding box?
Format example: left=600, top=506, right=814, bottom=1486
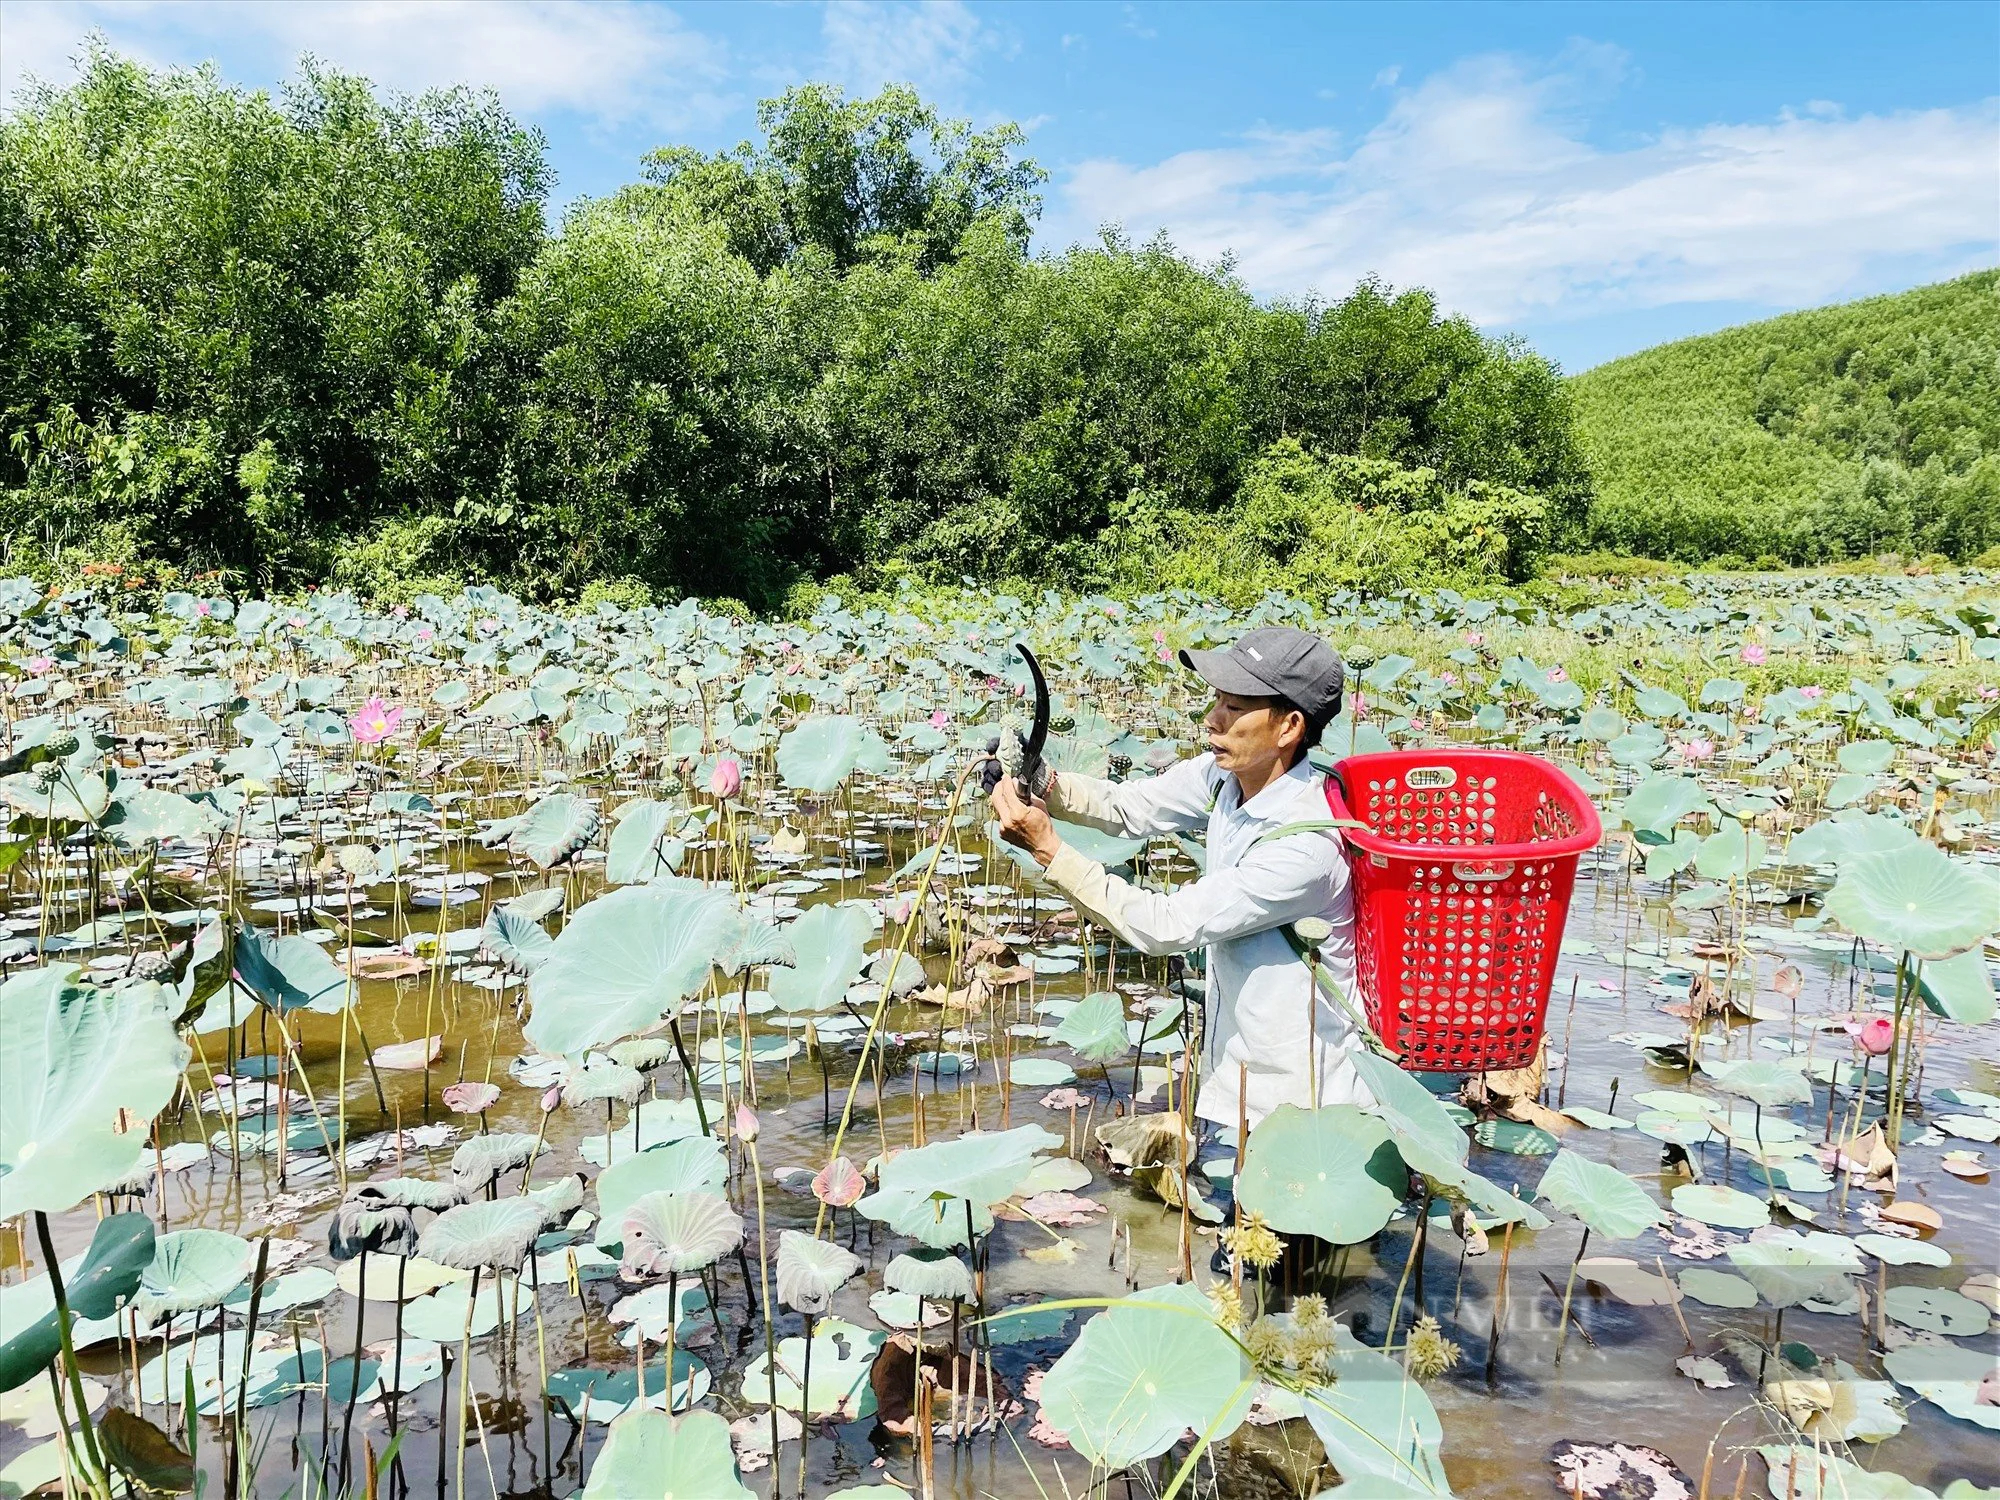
left=194, top=600, right=210, bottom=617
left=1152, top=629, right=1166, bottom=643
left=1799, top=685, right=1823, bottom=700
left=1740, top=644, right=1767, bottom=666
left=812, top=1155, right=865, bottom=1208
left=1547, top=667, right=1569, bottom=684
left=348, top=696, right=404, bottom=744
left=1440, top=671, right=1458, bottom=686
left=929, top=709, right=949, bottom=729
left=415, top=626, right=434, bottom=643
left=1855, top=1017, right=1894, bottom=1056
left=734, top=1104, right=760, bottom=1143
left=25, top=656, right=53, bottom=675
left=1039, top=1087, right=1090, bottom=1111
left=478, top=616, right=500, bottom=635
left=443, top=1080, right=501, bottom=1114
left=709, top=757, right=742, bottom=799
left=1157, top=648, right=1173, bottom=662
left=1979, top=686, right=1999, bottom=701
left=1352, top=694, right=1368, bottom=717
left=785, top=657, right=804, bottom=675
left=1674, top=738, right=1716, bottom=763
left=1465, top=632, right=1485, bottom=646
left=392, top=604, right=410, bottom=619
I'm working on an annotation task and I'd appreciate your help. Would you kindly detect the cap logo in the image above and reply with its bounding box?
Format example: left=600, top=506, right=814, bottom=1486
left=1243, top=647, right=1263, bottom=660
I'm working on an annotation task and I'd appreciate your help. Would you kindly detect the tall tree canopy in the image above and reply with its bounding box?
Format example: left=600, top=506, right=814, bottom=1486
left=1, top=51, right=1592, bottom=605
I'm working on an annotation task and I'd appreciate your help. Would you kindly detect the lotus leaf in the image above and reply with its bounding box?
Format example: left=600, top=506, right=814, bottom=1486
left=1881, top=1285, right=1989, bottom=1336
left=1536, top=1150, right=1667, bottom=1240
left=481, top=898, right=558, bottom=976
left=858, top=1124, right=1061, bottom=1249
left=1826, top=843, right=2000, bottom=959
left=1350, top=1050, right=1469, bottom=1177
left=620, top=1190, right=742, bottom=1276
left=775, top=1231, right=863, bottom=1315
left=135, top=1229, right=254, bottom=1318
left=1036, top=1283, right=1253, bottom=1470
left=765, top=903, right=872, bottom=1013
left=417, top=1199, right=546, bottom=1272
left=1705, top=1060, right=1814, bottom=1107
left=1621, top=776, right=1712, bottom=835
left=0, top=967, right=188, bottom=1218
left=605, top=799, right=687, bottom=884
left=1918, top=950, right=1996, bottom=1025
left=594, top=1138, right=728, bottom=1247
left=1881, top=1343, right=2000, bottom=1431
left=739, top=1318, right=883, bottom=1420
left=509, top=792, right=601, bottom=869
left=0, top=1213, right=153, bottom=1392
left=526, top=884, right=740, bottom=1057
left=1725, top=1237, right=1855, bottom=1308
left=776, top=715, right=890, bottom=793
left=1235, top=1105, right=1404, bottom=1244
left=1302, top=1327, right=1450, bottom=1494
left=581, top=1408, right=752, bottom=1498
left=1051, top=991, right=1130, bottom=1063
left=233, top=925, right=349, bottom=1013
left=883, top=1248, right=973, bottom=1302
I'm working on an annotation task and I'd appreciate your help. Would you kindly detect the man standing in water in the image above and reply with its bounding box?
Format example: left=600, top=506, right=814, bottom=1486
left=989, top=627, right=1365, bottom=1132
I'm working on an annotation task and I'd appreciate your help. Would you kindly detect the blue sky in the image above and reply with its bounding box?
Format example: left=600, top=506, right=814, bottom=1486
left=5, top=1, right=1995, bottom=370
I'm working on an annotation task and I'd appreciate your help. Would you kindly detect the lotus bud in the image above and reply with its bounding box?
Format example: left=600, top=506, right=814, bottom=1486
left=1856, top=1017, right=1894, bottom=1056
left=540, top=1084, right=562, bottom=1113
left=734, top=1104, right=760, bottom=1143
left=709, top=757, right=742, bottom=800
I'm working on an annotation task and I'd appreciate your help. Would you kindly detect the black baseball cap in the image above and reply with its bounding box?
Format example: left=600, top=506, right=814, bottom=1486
left=1179, top=627, right=1344, bottom=722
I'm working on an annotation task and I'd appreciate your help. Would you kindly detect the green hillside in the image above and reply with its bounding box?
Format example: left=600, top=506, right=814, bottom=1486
left=1571, top=270, right=2000, bottom=565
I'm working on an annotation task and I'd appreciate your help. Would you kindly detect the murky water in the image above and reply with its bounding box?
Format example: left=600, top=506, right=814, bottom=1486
left=6, top=717, right=1999, bottom=1500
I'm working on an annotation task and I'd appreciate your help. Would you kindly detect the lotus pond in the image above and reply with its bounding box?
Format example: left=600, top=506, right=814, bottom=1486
left=1, top=572, right=1997, bottom=1500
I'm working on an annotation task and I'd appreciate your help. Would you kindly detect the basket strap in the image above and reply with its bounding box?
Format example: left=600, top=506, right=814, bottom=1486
left=1278, top=924, right=1398, bottom=1060
left=1251, top=816, right=1370, bottom=846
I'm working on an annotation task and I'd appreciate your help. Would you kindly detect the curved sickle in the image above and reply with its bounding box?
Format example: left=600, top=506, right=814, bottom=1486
left=1017, top=642, right=1050, bottom=798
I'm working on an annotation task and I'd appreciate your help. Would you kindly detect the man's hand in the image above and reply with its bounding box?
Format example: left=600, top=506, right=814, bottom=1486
left=980, top=726, right=1055, bottom=800
left=991, top=777, right=1062, bottom=868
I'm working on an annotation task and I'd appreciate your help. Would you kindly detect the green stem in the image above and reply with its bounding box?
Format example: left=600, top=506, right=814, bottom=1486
left=33, top=1211, right=107, bottom=1486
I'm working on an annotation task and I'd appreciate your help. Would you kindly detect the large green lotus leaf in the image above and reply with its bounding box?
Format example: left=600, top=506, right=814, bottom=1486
left=102, top=787, right=224, bottom=846
left=135, top=1229, right=254, bottom=1318
left=526, top=885, right=739, bottom=1058
left=1620, top=776, right=1712, bottom=835
left=1051, top=991, right=1130, bottom=1063
left=1351, top=1051, right=1468, bottom=1178
left=1235, top=1105, right=1404, bottom=1245
left=417, top=1199, right=546, bottom=1273
left=884, top=1248, right=974, bottom=1302
left=1696, top=828, right=1766, bottom=881
left=480, top=895, right=559, bottom=976
left=0, top=1213, right=154, bottom=1392
left=1785, top=813, right=1918, bottom=868
left=581, top=1408, right=753, bottom=1499
left=620, top=1190, right=742, bottom=1276
left=765, top=904, right=872, bottom=1014
left=98, top=1407, right=195, bottom=1494
left=0, top=966, right=188, bottom=1218
left=1036, top=1283, right=1253, bottom=1470
left=1535, top=1150, right=1665, bottom=1241
left=1826, top=843, right=1999, bottom=960
left=1704, top=1059, right=1814, bottom=1108
left=776, top=715, right=890, bottom=794
left=510, top=791, right=601, bottom=870
left=876, top=1125, right=1060, bottom=1211
left=1881, top=1285, right=1989, bottom=1337
left=606, top=800, right=687, bottom=885
left=1881, top=1343, right=2000, bottom=1432
left=233, top=924, right=349, bottom=1013
left=740, top=1318, right=883, bottom=1420
left=1918, top=949, right=1996, bottom=1025
left=1836, top=740, right=1898, bottom=774
left=859, top=1125, right=1062, bottom=1249
left=0, top=769, right=111, bottom=823
left=1302, top=1327, right=1450, bottom=1495
left=775, top=1231, right=863, bottom=1316
left=1673, top=1183, right=1769, bottom=1231
left=1724, top=1237, right=1854, bottom=1309
left=595, top=1138, right=729, bottom=1247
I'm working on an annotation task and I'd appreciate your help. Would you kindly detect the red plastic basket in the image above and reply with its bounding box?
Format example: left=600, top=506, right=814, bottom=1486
left=1325, top=749, right=1602, bottom=1073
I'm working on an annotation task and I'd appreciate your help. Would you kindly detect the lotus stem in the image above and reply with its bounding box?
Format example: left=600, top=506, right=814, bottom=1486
left=1554, top=1226, right=1591, bottom=1365
left=745, top=1134, right=782, bottom=1491
left=33, top=1210, right=107, bottom=1484
left=455, top=1265, right=480, bottom=1500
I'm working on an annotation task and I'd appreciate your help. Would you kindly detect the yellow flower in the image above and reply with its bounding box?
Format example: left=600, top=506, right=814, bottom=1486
left=1222, top=1212, right=1284, bottom=1272
left=1405, top=1315, right=1462, bottom=1383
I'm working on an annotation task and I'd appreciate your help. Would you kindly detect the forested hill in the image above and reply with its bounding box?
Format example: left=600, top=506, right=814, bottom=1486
left=1571, top=271, right=2000, bottom=566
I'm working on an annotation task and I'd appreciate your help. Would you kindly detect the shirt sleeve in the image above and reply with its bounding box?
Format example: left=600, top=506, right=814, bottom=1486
left=1045, top=753, right=1217, bottom=838
left=1041, top=830, right=1340, bottom=958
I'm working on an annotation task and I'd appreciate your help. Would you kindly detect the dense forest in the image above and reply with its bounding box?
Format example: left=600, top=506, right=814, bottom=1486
left=0, top=51, right=1583, bottom=609
left=2, top=51, right=1992, bottom=611
left=1572, top=271, right=2000, bottom=567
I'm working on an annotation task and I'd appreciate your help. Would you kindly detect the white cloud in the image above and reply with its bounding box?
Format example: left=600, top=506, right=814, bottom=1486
left=1054, top=50, right=2000, bottom=328
left=1, top=1, right=730, bottom=127
left=819, top=0, right=993, bottom=101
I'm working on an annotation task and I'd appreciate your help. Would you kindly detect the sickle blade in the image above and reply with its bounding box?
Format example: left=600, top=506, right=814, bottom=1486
left=1017, top=643, right=1050, bottom=794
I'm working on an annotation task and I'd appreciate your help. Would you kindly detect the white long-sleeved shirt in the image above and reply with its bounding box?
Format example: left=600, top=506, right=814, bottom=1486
left=1041, top=752, right=1369, bottom=1129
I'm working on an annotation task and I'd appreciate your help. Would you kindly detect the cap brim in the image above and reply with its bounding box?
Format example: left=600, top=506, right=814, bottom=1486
left=1178, top=646, right=1279, bottom=698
